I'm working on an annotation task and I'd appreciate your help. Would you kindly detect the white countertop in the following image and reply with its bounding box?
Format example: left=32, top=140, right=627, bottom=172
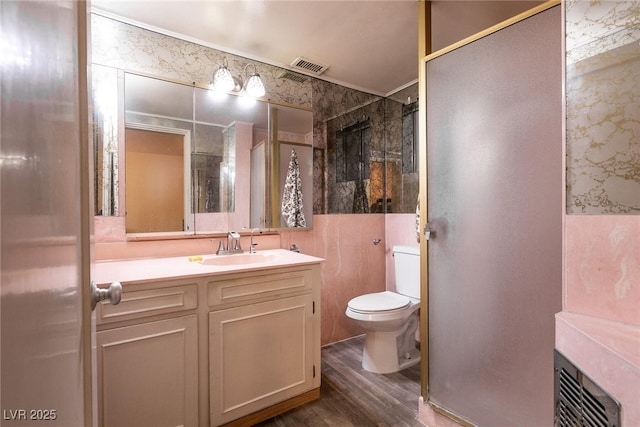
left=93, top=249, right=324, bottom=285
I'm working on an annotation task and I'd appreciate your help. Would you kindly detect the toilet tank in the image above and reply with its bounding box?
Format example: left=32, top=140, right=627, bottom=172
left=393, top=245, right=421, bottom=299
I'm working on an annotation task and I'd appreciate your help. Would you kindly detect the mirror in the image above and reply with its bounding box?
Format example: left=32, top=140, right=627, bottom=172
left=93, top=69, right=313, bottom=235
left=93, top=64, right=120, bottom=217
left=250, top=103, right=314, bottom=229
left=324, top=82, right=419, bottom=215
left=123, top=74, right=195, bottom=233
left=191, top=83, right=270, bottom=233
left=271, top=104, right=314, bottom=229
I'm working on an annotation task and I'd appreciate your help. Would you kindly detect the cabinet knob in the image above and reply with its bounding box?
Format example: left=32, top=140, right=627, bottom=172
left=91, top=281, right=122, bottom=311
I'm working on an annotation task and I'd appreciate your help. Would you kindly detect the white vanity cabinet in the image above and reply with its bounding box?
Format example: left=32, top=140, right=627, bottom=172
left=94, top=251, right=322, bottom=427
left=207, top=265, right=321, bottom=426
left=95, top=279, right=199, bottom=427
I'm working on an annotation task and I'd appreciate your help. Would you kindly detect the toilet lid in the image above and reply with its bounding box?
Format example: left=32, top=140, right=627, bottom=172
left=348, top=291, right=411, bottom=313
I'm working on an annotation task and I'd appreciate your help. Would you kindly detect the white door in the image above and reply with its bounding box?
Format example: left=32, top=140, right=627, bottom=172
left=1, top=1, right=95, bottom=426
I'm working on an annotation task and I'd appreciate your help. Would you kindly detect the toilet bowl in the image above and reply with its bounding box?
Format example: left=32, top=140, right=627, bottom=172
left=345, top=245, right=421, bottom=374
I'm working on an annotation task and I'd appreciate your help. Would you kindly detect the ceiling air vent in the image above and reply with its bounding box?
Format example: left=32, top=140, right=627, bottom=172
left=290, top=56, right=329, bottom=76
left=277, top=70, right=309, bottom=84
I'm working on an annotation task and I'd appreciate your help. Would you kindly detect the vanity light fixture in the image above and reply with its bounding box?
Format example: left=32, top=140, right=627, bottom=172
left=210, top=57, right=235, bottom=93
left=210, top=58, right=266, bottom=98
left=242, top=63, right=266, bottom=98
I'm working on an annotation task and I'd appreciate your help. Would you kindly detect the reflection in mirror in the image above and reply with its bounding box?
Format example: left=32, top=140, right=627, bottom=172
left=92, top=64, right=119, bottom=216
left=323, top=83, right=419, bottom=215
left=279, top=143, right=313, bottom=227
left=123, top=74, right=194, bottom=233
left=92, top=71, right=276, bottom=235
left=269, top=104, right=314, bottom=229
left=384, top=92, right=420, bottom=214
left=250, top=141, right=267, bottom=228
left=125, top=124, right=190, bottom=233
left=192, top=93, right=269, bottom=232
left=326, top=97, right=385, bottom=214
left=93, top=69, right=315, bottom=235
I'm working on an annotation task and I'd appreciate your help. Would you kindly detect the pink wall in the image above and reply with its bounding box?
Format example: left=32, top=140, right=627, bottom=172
left=279, top=214, right=387, bottom=345
left=557, top=215, right=640, bottom=427
left=564, top=215, right=639, bottom=325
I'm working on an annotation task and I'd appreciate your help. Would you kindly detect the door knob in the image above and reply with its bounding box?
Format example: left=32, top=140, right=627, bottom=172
left=91, top=281, right=122, bottom=310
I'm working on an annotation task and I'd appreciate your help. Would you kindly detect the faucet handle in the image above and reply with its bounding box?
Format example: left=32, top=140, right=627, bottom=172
left=227, top=231, right=243, bottom=253
left=215, top=239, right=227, bottom=255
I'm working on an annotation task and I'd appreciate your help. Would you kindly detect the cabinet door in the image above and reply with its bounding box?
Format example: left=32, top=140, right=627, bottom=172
left=209, top=295, right=314, bottom=426
left=97, top=315, right=198, bottom=427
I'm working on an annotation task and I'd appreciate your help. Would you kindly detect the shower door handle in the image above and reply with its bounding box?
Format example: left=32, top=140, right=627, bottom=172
left=424, top=223, right=432, bottom=241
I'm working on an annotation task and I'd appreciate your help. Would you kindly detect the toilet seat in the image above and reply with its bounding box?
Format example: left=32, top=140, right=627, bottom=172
left=347, top=291, right=411, bottom=314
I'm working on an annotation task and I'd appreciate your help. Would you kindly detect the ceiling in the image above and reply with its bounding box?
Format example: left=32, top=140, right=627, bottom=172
left=90, top=1, right=420, bottom=97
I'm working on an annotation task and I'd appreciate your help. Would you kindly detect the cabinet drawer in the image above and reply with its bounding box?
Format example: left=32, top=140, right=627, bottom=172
left=207, top=267, right=312, bottom=308
left=97, top=283, right=198, bottom=325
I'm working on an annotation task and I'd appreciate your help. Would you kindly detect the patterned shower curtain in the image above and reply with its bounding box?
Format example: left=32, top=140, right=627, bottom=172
left=281, top=149, right=306, bottom=228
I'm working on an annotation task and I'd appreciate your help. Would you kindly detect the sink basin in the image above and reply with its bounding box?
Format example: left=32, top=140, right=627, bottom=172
left=200, top=253, right=274, bottom=266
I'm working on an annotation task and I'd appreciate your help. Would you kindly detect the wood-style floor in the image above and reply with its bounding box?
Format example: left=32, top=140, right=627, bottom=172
left=256, top=335, right=423, bottom=427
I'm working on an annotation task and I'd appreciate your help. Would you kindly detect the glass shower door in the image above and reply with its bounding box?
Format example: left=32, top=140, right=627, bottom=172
left=425, top=5, right=562, bottom=426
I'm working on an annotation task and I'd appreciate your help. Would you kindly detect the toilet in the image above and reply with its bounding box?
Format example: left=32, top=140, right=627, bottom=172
left=345, top=244, right=420, bottom=374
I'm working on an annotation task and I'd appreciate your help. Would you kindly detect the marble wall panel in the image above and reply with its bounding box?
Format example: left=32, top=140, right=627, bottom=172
left=91, top=14, right=312, bottom=108
left=325, top=98, right=386, bottom=213
left=565, top=0, right=640, bottom=214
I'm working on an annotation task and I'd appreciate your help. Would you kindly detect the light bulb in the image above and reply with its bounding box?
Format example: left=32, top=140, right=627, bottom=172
left=244, top=74, right=265, bottom=98
left=212, top=65, right=234, bottom=93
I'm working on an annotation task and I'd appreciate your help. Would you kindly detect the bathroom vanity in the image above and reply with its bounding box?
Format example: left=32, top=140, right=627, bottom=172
left=93, top=249, right=323, bottom=427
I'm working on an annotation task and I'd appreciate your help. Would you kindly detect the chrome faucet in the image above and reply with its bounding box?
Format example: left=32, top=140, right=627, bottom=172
left=249, top=228, right=261, bottom=253
left=227, top=231, right=243, bottom=254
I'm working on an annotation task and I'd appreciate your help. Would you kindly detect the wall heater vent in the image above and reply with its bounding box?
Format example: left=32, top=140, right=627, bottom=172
left=554, top=350, right=620, bottom=427
left=290, top=56, right=329, bottom=75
